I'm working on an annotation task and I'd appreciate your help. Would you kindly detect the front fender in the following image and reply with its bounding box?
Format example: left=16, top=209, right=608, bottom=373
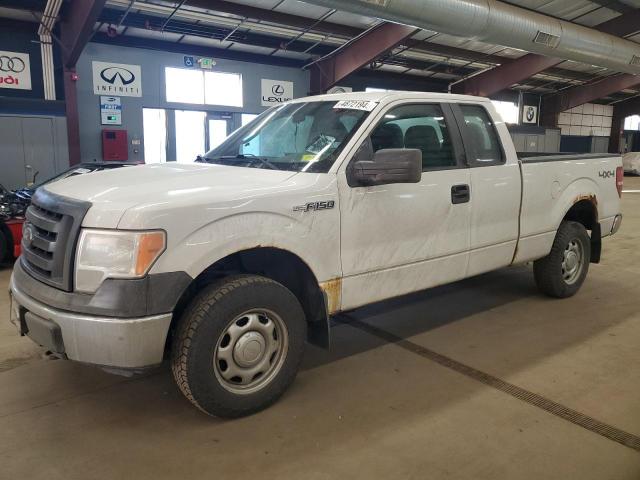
left=149, top=210, right=341, bottom=285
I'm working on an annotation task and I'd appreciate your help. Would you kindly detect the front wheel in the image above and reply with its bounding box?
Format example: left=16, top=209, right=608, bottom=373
left=171, top=275, right=307, bottom=418
left=533, top=221, right=591, bottom=298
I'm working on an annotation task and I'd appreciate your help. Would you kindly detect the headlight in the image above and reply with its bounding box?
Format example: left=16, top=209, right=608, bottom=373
left=75, top=229, right=166, bottom=293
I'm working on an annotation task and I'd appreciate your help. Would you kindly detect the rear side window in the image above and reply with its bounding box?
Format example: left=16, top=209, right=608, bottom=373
left=459, top=105, right=504, bottom=165
left=369, top=104, right=457, bottom=170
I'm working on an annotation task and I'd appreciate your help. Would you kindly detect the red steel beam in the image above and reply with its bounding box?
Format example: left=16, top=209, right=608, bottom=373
left=63, top=68, right=81, bottom=165
left=452, top=9, right=640, bottom=97
left=309, top=23, right=418, bottom=93
left=59, top=0, right=106, bottom=165
left=544, top=74, right=640, bottom=114
left=60, top=0, right=107, bottom=68
left=541, top=74, right=640, bottom=127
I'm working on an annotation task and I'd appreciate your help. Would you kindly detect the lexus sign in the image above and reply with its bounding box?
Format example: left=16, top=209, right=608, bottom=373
left=92, top=61, right=142, bottom=97
left=261, top=79, right=293, bottom=107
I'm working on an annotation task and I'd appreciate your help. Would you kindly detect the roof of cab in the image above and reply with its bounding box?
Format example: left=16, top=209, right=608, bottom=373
left=290, top=90, right=491, bottom=104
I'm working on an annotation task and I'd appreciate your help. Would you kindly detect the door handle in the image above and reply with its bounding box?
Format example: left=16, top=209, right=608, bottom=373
left=451, top=184, right=470, bottom=204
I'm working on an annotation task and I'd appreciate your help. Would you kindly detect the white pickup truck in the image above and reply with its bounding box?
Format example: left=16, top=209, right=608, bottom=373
left=9, top=92, right=623, bottom=417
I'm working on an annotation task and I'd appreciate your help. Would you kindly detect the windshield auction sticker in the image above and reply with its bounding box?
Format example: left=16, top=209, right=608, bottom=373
left=333, top=100, right=378, bottom=111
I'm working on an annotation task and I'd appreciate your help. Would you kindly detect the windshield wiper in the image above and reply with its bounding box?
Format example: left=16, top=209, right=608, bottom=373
left=205, top=154, right=278, bottom=170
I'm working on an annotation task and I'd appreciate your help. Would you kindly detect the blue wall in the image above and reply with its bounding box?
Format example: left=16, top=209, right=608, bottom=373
left=75, top=42, right=310, bottom=162
left=0, top=19, right=64, bottom=105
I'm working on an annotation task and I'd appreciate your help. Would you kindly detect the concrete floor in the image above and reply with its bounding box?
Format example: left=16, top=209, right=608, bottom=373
left=2, top=178, right=640, bottom=479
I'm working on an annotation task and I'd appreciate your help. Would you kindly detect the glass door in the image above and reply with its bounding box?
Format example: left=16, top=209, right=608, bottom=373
left=175, top=110, right=206, bottom=163
left=208, top=119, right=230, bottom=151
left=143, top=108, right=167, bottom=163
left=206, top=113, right=233, bottom=151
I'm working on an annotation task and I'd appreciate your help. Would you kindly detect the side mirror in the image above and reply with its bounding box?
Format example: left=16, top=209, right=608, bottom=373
left=348, top=148, right=422, bottom=187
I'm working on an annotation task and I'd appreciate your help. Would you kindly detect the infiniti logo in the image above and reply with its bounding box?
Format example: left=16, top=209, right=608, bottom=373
left=0, top=56, right=25, bottom=73
left=272, top=84, right=284, bottom=96
left=100, top=67, right=135, bottom=85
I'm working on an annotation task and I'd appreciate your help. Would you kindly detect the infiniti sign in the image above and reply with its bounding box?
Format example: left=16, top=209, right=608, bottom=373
left=100, top=67, right=136, bottom=85
left=92, top=61, right=142, bottom=97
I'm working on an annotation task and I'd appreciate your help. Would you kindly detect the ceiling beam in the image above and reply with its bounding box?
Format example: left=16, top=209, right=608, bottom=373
left=309, top=23, right=418, bottom=93
left=588, top=0, right=635, bottom=14
left=541, top=73, right=640, bottom=126
left=60, top=0, right=107, bottom=68
left=452, top=9, right=640, bottom=97
left=98, top=9, right=476, bottom=78
left=185, top=0, right=360, bottom=38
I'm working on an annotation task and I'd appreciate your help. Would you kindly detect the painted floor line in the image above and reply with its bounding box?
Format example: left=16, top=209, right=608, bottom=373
left=339, top=314, right=640, bottom=452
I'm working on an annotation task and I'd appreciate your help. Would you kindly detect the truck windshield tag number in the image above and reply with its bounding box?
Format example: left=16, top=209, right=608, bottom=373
left=293, top=200, right=335, bottom=212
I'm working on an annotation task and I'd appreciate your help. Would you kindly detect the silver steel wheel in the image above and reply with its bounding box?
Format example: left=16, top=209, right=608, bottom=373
left=562, top=239, right=584, bottom=285
left=213, top=309, right=289, bottom=395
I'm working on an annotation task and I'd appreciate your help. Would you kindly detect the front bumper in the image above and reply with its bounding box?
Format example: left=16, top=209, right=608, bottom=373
left=10, top=273, right=172, bottom=369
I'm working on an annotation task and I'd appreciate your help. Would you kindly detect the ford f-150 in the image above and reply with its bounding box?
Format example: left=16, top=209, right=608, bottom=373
left=9, top=92, right=623, bottom=417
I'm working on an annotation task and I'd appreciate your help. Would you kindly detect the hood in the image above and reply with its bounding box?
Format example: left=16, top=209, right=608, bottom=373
left=43, top=163, right=299, bottom=228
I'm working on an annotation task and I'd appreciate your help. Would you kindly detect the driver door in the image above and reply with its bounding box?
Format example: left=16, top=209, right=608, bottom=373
left=338, top=102, right=472, bottom=310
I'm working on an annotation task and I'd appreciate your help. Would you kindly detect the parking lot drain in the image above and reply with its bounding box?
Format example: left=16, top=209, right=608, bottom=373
left=339, top=315, right=640, bottom=452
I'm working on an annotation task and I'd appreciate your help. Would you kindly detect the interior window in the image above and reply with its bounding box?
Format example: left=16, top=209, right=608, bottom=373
left=369, top=104, right=456, bottom=170
left=459, top=105, right=504, bottom=164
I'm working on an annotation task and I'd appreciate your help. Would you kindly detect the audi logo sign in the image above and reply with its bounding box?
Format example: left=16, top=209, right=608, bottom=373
left=0, top=50, right=31, bottom=91
left=92, top=61, right=142, bottom=97
left=261, top=79, right=293, bottom=107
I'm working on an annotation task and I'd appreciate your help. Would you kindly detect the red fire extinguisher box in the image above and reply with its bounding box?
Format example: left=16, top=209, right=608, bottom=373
left=102, top=129, right=128, bottom=161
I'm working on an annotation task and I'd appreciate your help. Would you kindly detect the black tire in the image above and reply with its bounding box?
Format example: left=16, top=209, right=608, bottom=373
left=171, top=274, right=307, bottom=418
left=533, top=221, right=591, bottom=298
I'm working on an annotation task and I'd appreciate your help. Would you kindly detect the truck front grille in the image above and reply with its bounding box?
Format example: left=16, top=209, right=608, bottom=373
left=21, top=189, right=91, bottom=291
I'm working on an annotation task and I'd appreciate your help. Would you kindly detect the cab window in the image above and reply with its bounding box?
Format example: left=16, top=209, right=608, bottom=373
left=459, top=105, right=504, bottom=165
left=369, top=104, right=457, bottom=170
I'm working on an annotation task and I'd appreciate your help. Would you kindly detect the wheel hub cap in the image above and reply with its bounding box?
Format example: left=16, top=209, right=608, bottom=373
left=213, top=310, right=289, bottom=395
left=233, top=332, right=266, bottom=367
left=565, top=251, right=578, bottom=271
left=562, top=239, right=583, bottom=285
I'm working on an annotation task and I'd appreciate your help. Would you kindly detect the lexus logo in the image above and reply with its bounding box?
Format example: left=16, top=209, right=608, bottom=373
left=0, top=56, right=25, bottom=73
left=22, top=223, right=34, bottom=245
left=100, top=67, right=135, bottom=85
left=272, top=84, right=284, bottom=96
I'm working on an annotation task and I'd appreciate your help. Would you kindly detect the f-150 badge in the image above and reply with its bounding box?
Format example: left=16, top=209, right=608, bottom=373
left=293, top=200, right=335, bottom=212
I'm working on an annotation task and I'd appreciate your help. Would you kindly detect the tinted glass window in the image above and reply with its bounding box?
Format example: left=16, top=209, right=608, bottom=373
left=459, top=105, right=504, bottom=164
left=370, top=104, right=456, bottom=170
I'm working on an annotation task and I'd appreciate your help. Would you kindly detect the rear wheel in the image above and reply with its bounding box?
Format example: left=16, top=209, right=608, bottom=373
left=171, top=275, right=306, bottom=418
left=533, top=221, right=591, bottom=298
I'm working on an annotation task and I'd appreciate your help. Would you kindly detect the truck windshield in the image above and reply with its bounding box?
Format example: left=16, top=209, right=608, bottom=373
left=202, top=101, right=373, bottom=173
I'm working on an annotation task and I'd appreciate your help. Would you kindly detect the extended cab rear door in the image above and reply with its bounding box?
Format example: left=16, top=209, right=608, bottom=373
left=337, top=101, right=471, bottom=310
left=449, top=103, right=521, bottom=275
